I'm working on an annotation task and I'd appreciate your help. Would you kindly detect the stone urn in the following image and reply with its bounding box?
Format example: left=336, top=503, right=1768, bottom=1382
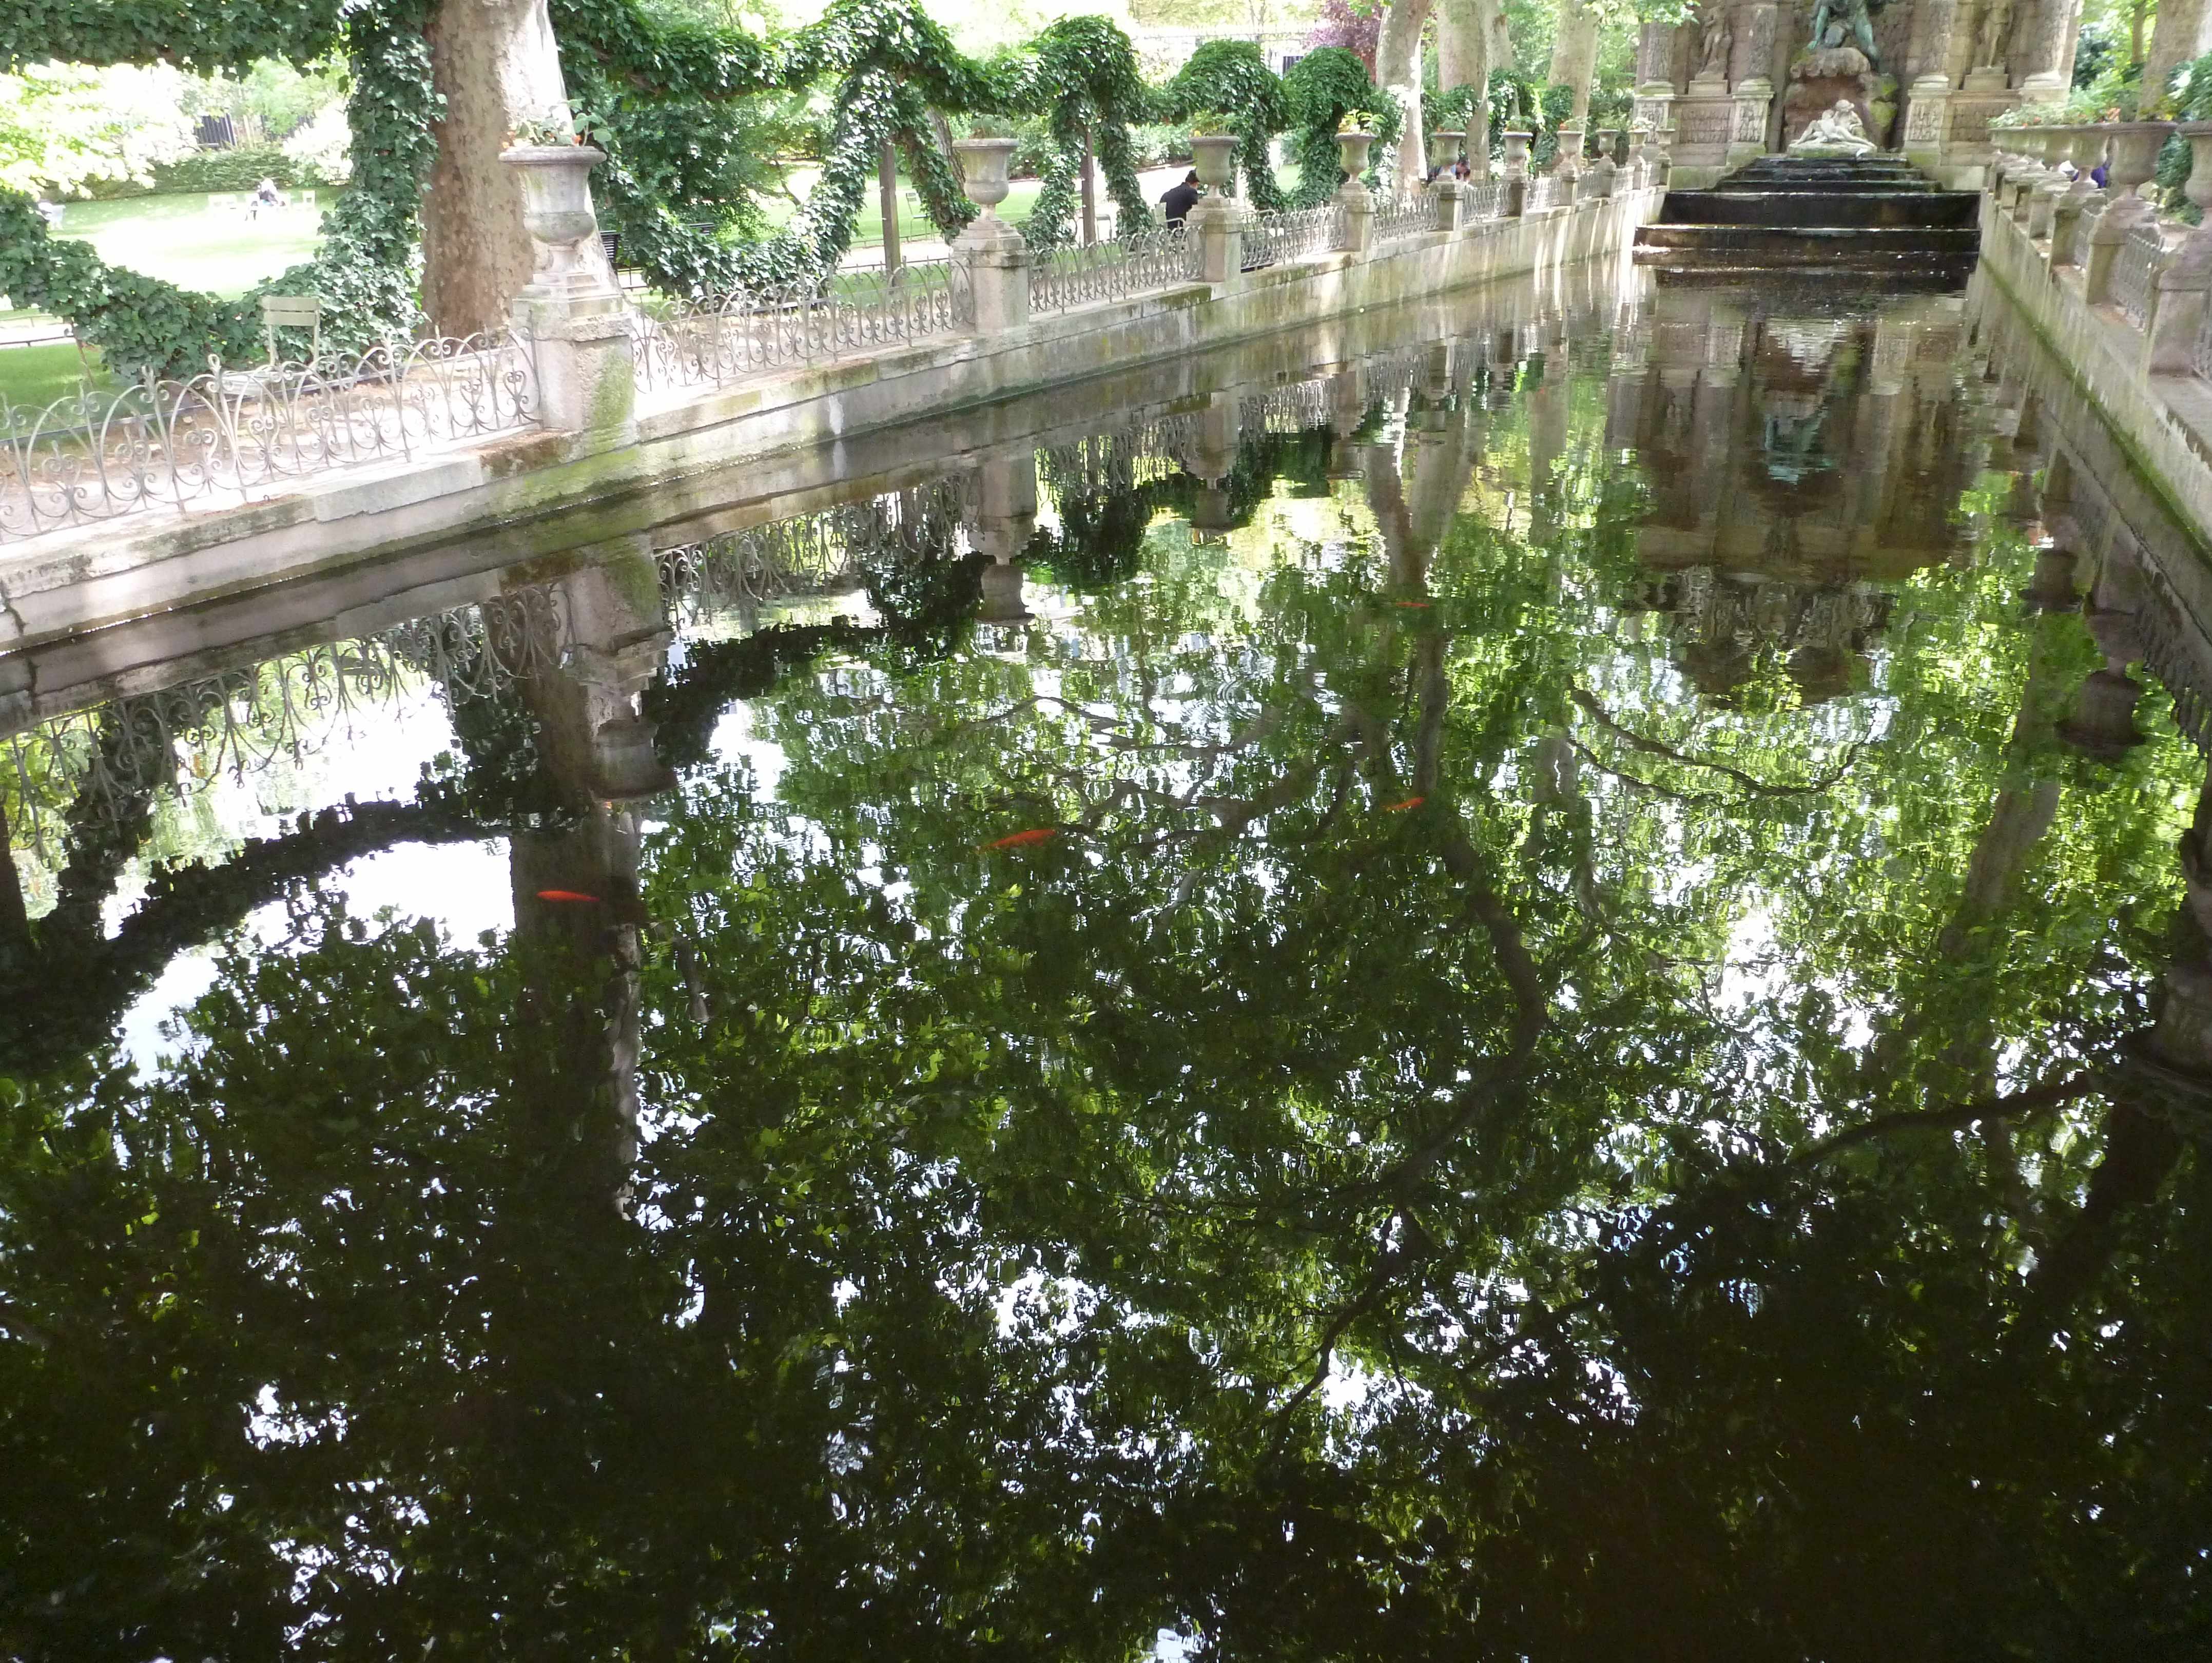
left=1556, top=122, right=1586, bottom=178
left=952, top=137, right=1019, bottom=215
left=1335, top=129, right=1375, bottom=180
left=2181, top=122, right=2212, bottom=216
left=1627, top=124, right=1650, bottom=179
left=500, top=144, right=607, bottom=291
left=1501, top=129, right=1532, bottom=179
left=2104, top=121, right=2172, bottom=200
left=1595, top=127, right=1622, bottom=165
left=1431, top=128, right=1465, bottom=168
left=1191, top=133, right=1240, bottom=192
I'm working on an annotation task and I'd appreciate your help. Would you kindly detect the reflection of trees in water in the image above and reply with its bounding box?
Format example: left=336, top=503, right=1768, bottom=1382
left=10, top=298, right=2212, bottom=1657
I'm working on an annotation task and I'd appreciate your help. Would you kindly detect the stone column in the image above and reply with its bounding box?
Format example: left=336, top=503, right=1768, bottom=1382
left=954, top=209, right=1031, bottom=329
left=2146, top=234, right=2212, bottom=374
left=1635, top=17, right=1684, bottom=136
left=2012, top=0, right=2084, bottom=100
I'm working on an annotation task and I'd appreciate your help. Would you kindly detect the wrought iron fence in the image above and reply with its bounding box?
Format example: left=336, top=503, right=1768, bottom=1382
left=1462, top=179, right=1508, bottom=222
left=1575, top=168, right=1608, bottom=201
left=1372, top=187, right=1441, bottom=243
left=1031, top=226, right=1200, bottom=314
left=2111, top=221, right=2168, bottom=332
left=1244, top=203, right=1344, bottom=268
left=1524, top=173, right=1564, bottom=212
left=628, top=259, right=974, bottom=395
left=2, top=587, right=567, bottom=861
left=0, top=332, right=538, bottom=545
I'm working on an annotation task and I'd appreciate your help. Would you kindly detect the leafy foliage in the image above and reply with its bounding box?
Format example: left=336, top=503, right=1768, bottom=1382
left=1283, top=47, right=1400, bottom=207
left=1163, top=39, right=1292, bottom=211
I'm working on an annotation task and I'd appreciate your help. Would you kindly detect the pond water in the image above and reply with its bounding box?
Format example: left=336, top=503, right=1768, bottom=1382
left=7, top=270, right=2212, bottom=1657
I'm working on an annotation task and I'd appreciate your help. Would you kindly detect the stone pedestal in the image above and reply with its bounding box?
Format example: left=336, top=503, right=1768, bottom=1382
left=1671, top=83, right=1738, bottom=182
left=1902, top=74, right=1951, bottom=174
left=1730, top=80, right=1777, bottom=169
left=953, top=211, right=1030, bottom=331
left=1190, top=195, right=1247, bottom=282
left=1335, top=179, right=1376, bottom=253
left=504, top=145, right=634, bottom=437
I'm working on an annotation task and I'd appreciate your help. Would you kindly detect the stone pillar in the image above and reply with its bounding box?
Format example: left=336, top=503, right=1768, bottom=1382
left=954, top=210, right=1031, bottom=329
left=1432, top=175, right=1468, bottom=230
left=1729, top=81, right=1776, bottom=170
left=2009, top=0, right=2081, bottom=101
left=1501, top=130, right=1532, bottom=218
left=1635, top=17, right=1684, bottom=136
left=2146, top=234, right=2212, bottom=374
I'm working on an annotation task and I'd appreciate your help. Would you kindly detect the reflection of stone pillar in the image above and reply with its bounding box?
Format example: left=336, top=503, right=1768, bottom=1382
left=510, top=536, right=673, bottom=1214
left=970, top=452, right=1038, bottom=615
left=1187, top=395, right=1242, bottom=545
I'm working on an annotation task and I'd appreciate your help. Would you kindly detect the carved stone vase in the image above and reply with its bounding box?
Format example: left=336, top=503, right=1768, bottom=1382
left=500, top=144, right=607, bottom=299
left=952, top=138, right=1019, bottom=215
left=1191, top=134, right=1240, bottom=192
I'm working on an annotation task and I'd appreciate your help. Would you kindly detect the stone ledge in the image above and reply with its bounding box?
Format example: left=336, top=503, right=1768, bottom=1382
left=1980, top=196, right=2212, bottom=546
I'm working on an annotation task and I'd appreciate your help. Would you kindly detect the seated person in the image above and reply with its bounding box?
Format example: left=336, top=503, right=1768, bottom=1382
left=1161, top=170, right=1201, bottom=227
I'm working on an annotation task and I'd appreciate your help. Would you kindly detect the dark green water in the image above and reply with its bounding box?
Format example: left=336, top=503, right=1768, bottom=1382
left=5, top=279, right=2212, bottom=1659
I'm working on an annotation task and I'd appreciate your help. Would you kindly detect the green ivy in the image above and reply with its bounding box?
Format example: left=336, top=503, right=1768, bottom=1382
left=1163, top=41, right=1290, bottom=212
left=1015, top=17, right=1153, bottom=252
left=1283, top=48, right=1400, bottom=209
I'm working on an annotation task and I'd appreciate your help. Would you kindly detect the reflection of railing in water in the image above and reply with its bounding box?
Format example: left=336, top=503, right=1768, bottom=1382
left=1240, top=378, right=1333, bottom=435
left=4, top=587, right=569, bottom=860
left=1036, top=415, right=1199, bottom=505
left=657, top=475, right=973, bottom=624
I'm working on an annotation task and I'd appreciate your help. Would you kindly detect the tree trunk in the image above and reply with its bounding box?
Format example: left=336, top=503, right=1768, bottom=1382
left=2130, top=0, right=2149, bottom=64
left=420, top=0, right=574, bottom=339
left=1549, top=0, right=1602, bottom=125
left=2143, top=0, right=2212, bottom=107
left=1376, top=0, right=1437, bottom=190
left=1437, top=0, right=1496, bottom=160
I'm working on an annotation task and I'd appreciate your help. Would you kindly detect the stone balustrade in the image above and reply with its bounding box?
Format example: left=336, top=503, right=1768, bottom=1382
left=1977, top=122, right=2212, bottom=539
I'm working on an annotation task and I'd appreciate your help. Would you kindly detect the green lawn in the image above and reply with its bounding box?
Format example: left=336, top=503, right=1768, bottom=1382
left=761, top=170, right=1046, bottom=249
left=49, top=190, right=335, bottom=299
left=0, top=342, right=110, bottom=410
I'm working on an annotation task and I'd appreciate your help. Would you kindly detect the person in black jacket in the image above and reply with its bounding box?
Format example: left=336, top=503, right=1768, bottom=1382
left=1161, top=170, right=1201, bottom=227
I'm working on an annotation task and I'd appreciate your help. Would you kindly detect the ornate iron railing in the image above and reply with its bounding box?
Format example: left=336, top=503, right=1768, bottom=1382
left=1244, top=204, right=1344, bottom=268
left=3, top=587, right=568, bottom=861
left=0, top=333, right=538, bottom=544
left=2111, top=221, right=2167, bottom=331
left=1524, top=173, right=1564, bottom=212
left=1031, top=226, right=1200, bottom=314
left=1372, top=187, right=1441, bottom=243
left=1575, top=168, right=1608, bottom=201
left=1462, top=179, right=1508, bottom=221
left=628, top=259, right=975, bottom=394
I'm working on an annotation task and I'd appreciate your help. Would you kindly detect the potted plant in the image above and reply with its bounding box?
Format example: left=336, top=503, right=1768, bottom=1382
left=1335, top=117, right=1377, bottom=179
left=953, top=119, right=1020, bottom=216
left=1190, top=113, right=1240, bottom=192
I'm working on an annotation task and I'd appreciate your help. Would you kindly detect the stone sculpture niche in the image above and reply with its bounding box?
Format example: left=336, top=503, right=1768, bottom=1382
left=1783, top=0, right=1898, bottom=148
